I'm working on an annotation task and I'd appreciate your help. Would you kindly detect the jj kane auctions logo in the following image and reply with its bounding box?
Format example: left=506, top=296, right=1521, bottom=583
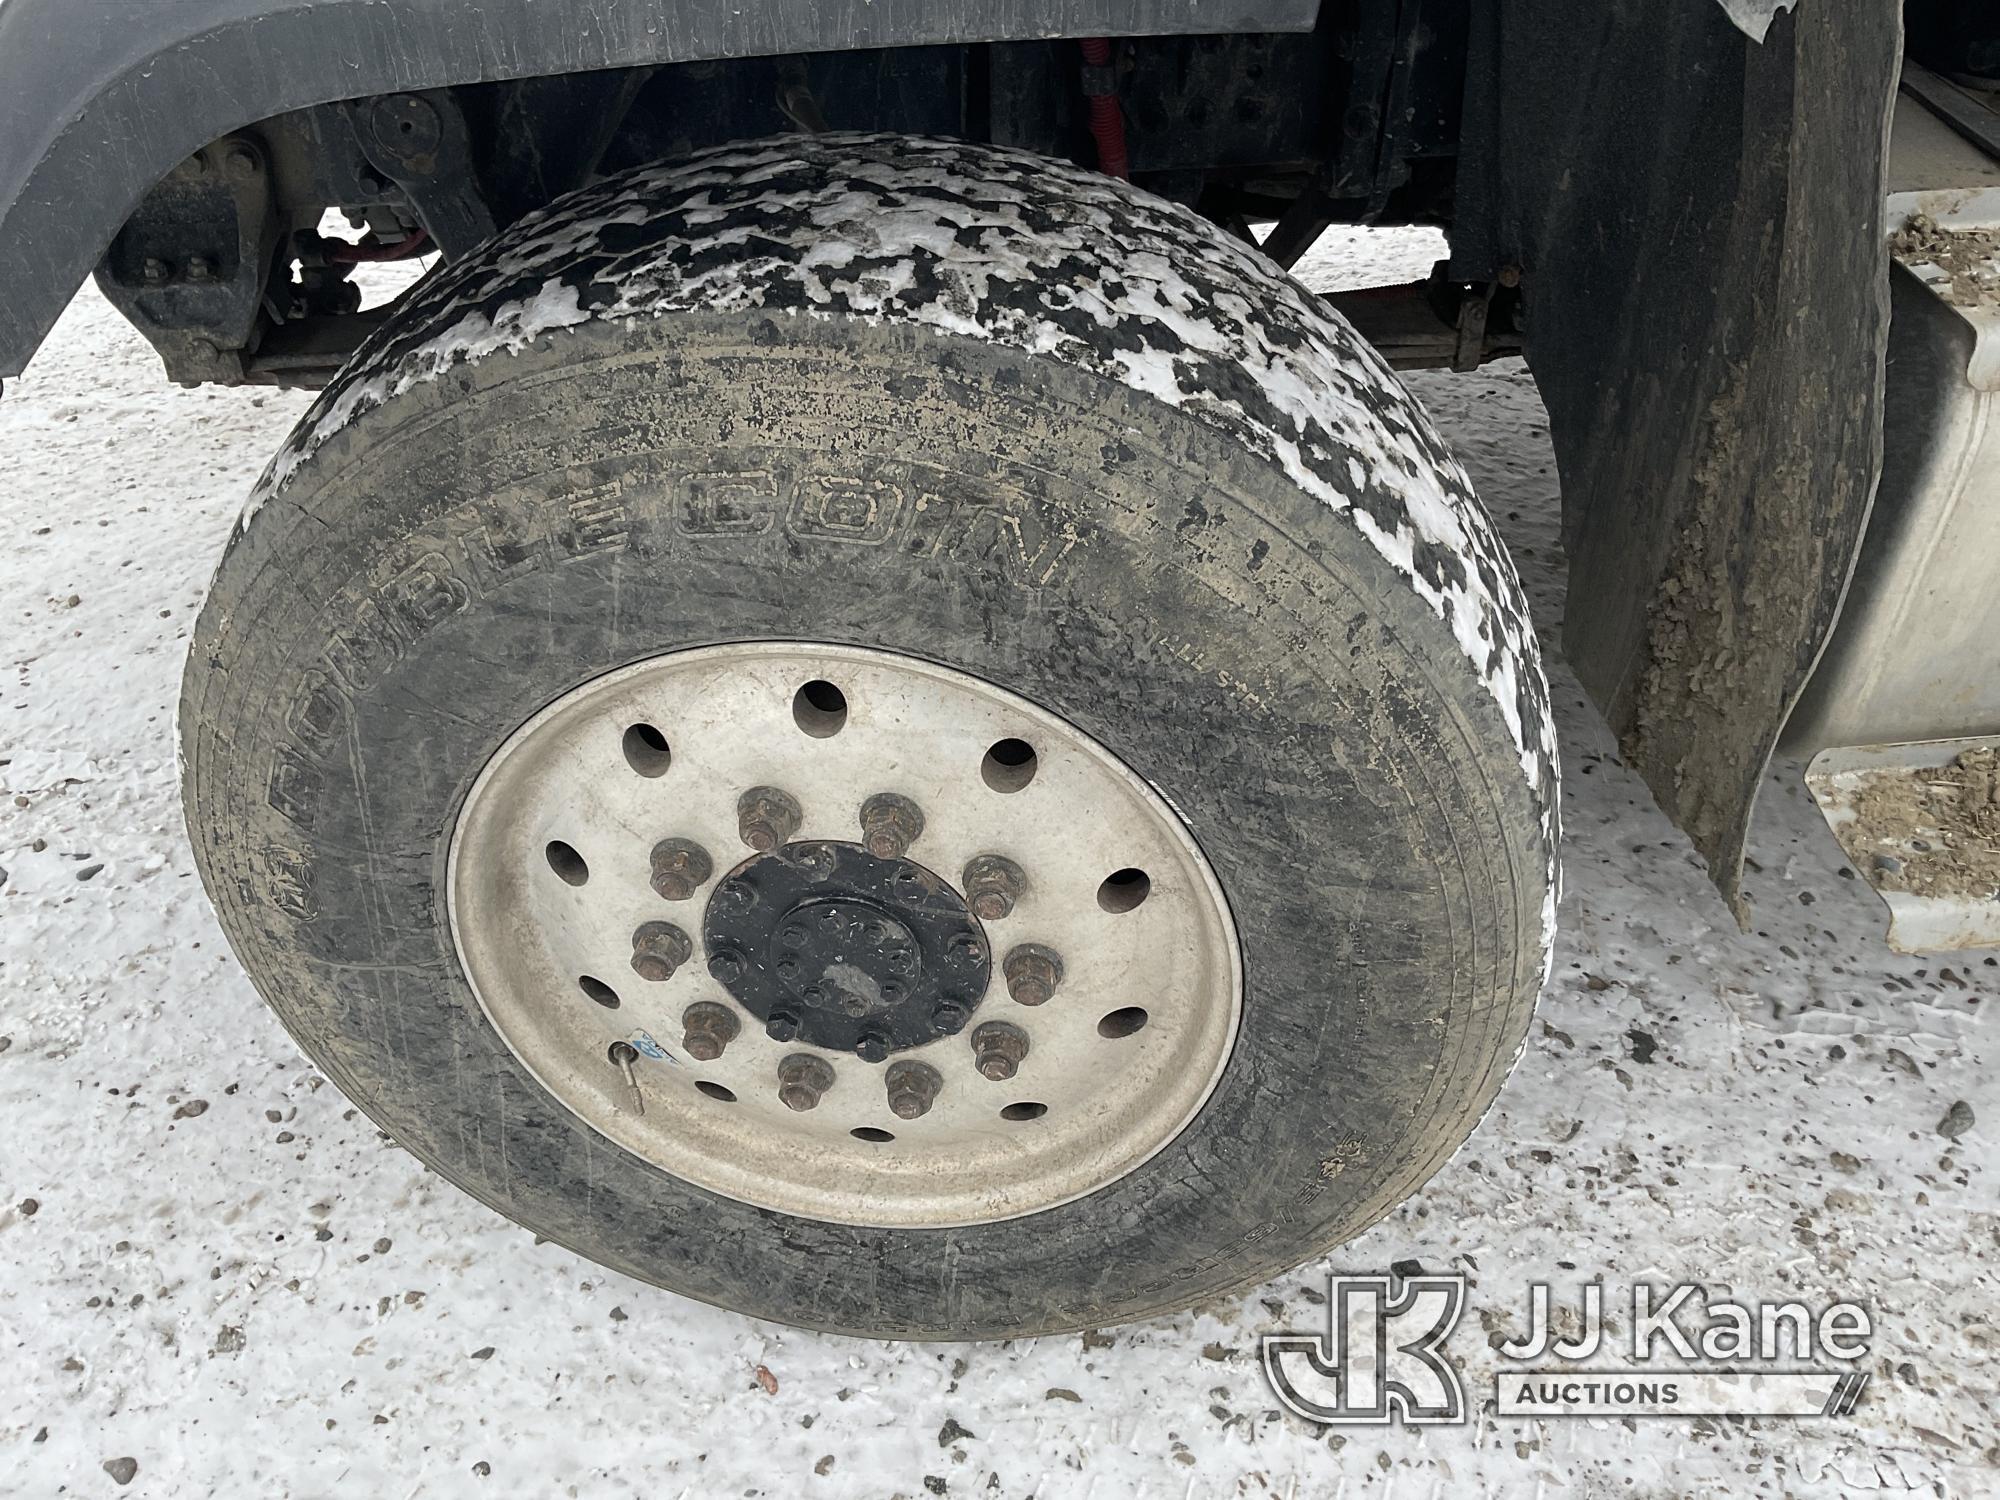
left=1261, top=1275, right=1872, bottom=1423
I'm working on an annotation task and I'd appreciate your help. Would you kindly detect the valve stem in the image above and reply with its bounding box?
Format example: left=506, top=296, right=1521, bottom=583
left=609, top=1041, right=645, bottom=1116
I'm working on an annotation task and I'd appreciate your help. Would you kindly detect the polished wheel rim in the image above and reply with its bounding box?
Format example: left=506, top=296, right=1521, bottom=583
left=447, top=642, right=1242, bottom=1228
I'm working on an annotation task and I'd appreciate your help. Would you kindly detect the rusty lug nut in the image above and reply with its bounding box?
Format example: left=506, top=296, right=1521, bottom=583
left=777, top=1053, right=835, bottom=1111
left=1003, top=944, right=1064, bottom=1006
left=649, top=837, right=713, bottom=900
left=737, top=786, right=803, bottom=852
left=765, top=1009, right=802, bottom=1042
left=629, top=921, right=693, bottom=981
left=854, top=1031, right=890, bottom=1064
left=859, top=792, right=925, bottom=861
left=680, top=1001, right=740, bottom=1062
left=971, top=1020, right=1030, bottom=1082
left=885, top=1060, right=942, bottom=1120
left=962, top=854, right=1026, bottom=922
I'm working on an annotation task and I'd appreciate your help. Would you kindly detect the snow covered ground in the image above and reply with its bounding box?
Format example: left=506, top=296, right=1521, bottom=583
left=0, top=232, right=1993, bottom=1498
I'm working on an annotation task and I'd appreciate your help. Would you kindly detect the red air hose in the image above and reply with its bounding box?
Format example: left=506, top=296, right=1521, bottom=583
left=327, top=228, right=432, bottom=265
left=1079, top=38, right=1130, bottom=180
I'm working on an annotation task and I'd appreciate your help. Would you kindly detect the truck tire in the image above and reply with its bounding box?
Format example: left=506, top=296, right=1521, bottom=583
left=181, top=134, right=1559, bottom=1339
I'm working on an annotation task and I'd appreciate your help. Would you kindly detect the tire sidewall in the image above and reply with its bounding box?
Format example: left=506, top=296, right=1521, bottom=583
left=185, top=314, right=1546, bottom=1337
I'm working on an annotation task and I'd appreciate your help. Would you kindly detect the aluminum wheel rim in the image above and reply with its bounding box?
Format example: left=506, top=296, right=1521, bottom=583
left=446, top=642, right=1242, bottom=1229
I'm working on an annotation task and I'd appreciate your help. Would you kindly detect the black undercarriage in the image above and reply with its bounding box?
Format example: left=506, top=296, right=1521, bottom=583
left=95, top=13, right=1491, bottom=388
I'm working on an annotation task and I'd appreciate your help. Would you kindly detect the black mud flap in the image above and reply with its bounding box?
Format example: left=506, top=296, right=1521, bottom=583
left=1456, top=1, right=1902, bottom=917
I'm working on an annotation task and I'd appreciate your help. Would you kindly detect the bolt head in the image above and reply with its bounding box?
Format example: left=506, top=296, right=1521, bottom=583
left=744, top=823, right=778, bottom=852
left=931, top=1002, right=967, bottom=1036
left=707, top=949, right=744, bottom=983
left=654, top=871, right=695, bottom=900
left=978, top=1054, right=1019, bottom=1082
left=765, top=1011, right=800, bottom=1042
left=631, top=954, right=675, bottom=983
left=865, top=829, right=906, bottom=860
left=854, top=1033, right=890, bottom=1063
left=684, top=1033, right=723, bottom=1062
left=971, top=891, right=1013, bottom=922
left=949, top=934, right=985, bottom=964
left=778, top=1083, right=818, bottom=1112
left=888, top=1090, right=929, bottom=1120
left=1009, top=973, right=1052, bottom=1005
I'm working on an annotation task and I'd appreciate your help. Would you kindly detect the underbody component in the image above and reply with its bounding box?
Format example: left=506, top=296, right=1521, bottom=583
left=89, top=135, right=280, bottom=385
left=348, top=91, right=496, bottom=259
left=1788, top=76, right=2000, bottom=951
left=1455, top=0, right=1901, bottom=920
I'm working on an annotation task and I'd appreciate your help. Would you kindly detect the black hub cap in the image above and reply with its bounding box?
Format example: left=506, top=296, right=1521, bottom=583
left=702, top=840, right=992, bottom=1059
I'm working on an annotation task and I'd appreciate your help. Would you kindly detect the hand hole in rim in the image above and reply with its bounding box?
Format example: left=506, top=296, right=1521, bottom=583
left=792, top=679, right=848, bottom=737
left=543, top=839, right=589, bottom=886
left=1096, top=867, right=1151, bottom=913
left=1097, top=1006, right=1149, bottom=1039
left=578, top=975, right=620, bottom=1009
left=850, top=1126, right=896, bottom=1143
left=621, top=722, right=672, bottom=777
left=980, top=737, right=1039, bottom=793
left=695, top=1080, right=737, bottom=1103
left=999, top=1102, right=1048, bottom=1122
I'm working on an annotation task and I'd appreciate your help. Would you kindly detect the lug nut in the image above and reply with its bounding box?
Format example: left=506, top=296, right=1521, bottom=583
left=962, top=855, right=1026, bottom=921
left=186, top=255, right=214, bottom=283
left=777, top=1053, right=835, bottom=1111
left=1003, top=944, right=1064, bottom=1006
left=930, top=999, right=969, bottom=1036
left=707, top=946, right=746, bottom=984
left=885, top=1060, right=942, bottom=1120
left=737, top=786, right=803, bottom=852
left=680, top=1001, right=740, bottom=1061
left=649, top=838, right=713, bottom=900
left=859, top=792, right=925, bottom=860
left=630, top=921, right=693, bottom=981
left=765, top=1009, right=802, bottom=1042
left=971, top=1020, right=1030, bottom=1081
left=854, top=1031, right=890, bottom=1064
left=141, top=257, right=168, bottom=286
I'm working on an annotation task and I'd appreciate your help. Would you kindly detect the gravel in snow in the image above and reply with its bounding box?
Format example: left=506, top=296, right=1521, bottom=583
left=0, top=230, right=1992, bottom=1497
